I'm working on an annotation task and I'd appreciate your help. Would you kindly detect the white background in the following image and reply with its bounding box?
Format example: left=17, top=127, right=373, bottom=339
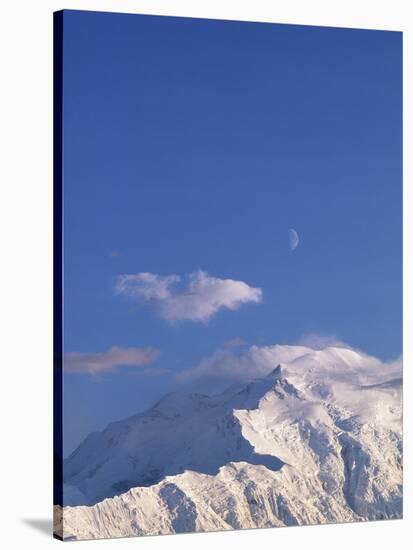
left=0, top=1, right=411, bottom=548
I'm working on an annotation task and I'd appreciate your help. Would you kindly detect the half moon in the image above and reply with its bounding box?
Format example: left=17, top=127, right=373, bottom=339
left=288, top=228, right=299, bottom=251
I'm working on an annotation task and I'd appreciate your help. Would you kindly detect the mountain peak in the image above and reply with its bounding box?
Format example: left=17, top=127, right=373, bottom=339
left=62, top=346, right=402, bottom=520
left=267, top=365, right=283, bottom=379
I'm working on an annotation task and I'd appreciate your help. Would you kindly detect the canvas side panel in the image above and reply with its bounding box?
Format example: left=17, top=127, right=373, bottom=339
left=53, top=9, right=64, bottom=541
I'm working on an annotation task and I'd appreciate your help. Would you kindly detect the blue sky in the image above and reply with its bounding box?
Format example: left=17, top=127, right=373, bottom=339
left=62, top=11, right=402, bottom=455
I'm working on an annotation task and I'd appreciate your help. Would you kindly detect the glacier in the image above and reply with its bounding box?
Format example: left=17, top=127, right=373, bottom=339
left=56, top=345, right=402, bottom=540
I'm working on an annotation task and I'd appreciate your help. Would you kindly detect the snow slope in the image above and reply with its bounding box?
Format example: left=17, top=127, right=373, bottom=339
left=59, top=345, right=402, bottom=540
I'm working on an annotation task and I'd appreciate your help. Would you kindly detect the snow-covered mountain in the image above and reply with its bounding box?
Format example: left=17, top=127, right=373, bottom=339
left=58, top=345, right=402, bottom=540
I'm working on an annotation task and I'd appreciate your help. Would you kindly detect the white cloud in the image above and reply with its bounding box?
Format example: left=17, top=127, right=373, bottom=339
left=223, top=337, right=247, bottom=349
left=178, top=342, right=402, bottom=395
left=297, top=332, right=349, bottom=350
left=65, top=346, right=159, bottom=375
left=115, top=270, right=262, bottom=323
left=178, top=345, right=294, bottom=390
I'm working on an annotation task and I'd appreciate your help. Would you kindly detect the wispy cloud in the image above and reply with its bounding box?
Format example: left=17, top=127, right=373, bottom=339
left=65, top=346, right=160, bottom=375
left=297, top=332, right=349, bottom=350
left=115, top=270, right=262, bottom=323
left=178, top=346, right=283, bottom=389
left=223, top=337, right=247, bottom=349
left=178, top=341, right=402, bottom=394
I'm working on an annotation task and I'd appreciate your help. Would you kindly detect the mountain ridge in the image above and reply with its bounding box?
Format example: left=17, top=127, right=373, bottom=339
left=59, top=345, right=402, bottom=540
